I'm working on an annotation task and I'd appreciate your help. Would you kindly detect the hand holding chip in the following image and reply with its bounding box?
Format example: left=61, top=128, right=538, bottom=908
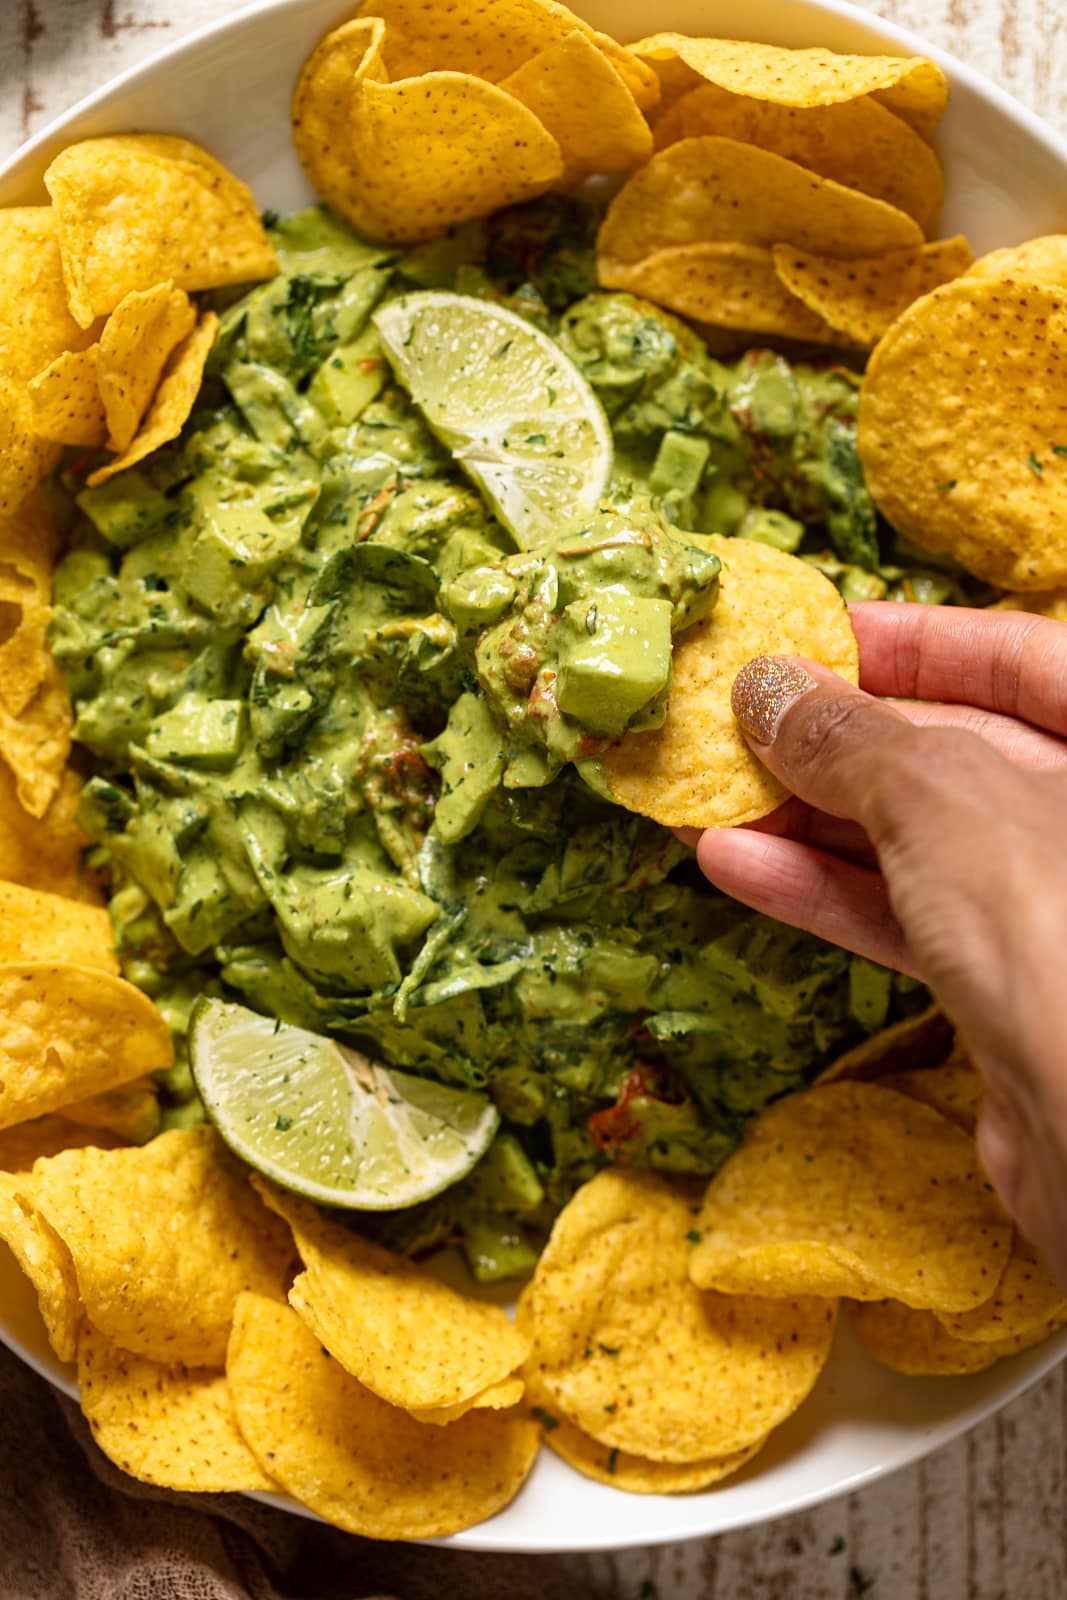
left=690, top=601, right=1067, bottom=1286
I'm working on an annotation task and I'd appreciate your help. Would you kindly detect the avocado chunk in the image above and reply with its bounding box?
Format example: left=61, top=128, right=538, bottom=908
left=649, top=429, right=711, bottom=499
left=308, top=327, right=387, bottom=424
left=442, top=566, right=517, bottom=634
left=145, top=695, right=246, bottom=768
left=556, top=593, right=672, bottom=736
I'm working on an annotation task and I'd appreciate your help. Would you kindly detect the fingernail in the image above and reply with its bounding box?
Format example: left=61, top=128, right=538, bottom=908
left=732, top=656, right=816, bottom=745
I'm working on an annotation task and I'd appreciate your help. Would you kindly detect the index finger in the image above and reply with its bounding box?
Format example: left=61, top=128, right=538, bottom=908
left=850, top=602, right=1067, bottom=737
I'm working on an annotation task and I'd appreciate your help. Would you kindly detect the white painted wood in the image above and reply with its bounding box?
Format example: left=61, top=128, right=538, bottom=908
left=3, top=1, right=1065, bottom=1589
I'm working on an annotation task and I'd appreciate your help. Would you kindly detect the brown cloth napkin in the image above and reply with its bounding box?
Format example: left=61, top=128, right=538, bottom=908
left=0, top=1342, right=600, bottom=1600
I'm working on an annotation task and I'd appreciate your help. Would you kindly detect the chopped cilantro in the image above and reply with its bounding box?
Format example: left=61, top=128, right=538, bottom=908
left=1028, top=452, right=1044, bottom=476
left=531, top=1406, right=559, bottom=1432
left=607, top=1448, right=618, bottom=1475
left=935, top=479, right=957, bottom=492
left=598, top=1342, right=621, bottom=1355
left=274, top=1114, right=292, bottom=1132
left=685, top=1229, right=702, bottom=1244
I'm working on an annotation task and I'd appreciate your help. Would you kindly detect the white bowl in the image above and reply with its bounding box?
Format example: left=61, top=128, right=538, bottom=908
left=2, top=0, right=1065, bottom=1555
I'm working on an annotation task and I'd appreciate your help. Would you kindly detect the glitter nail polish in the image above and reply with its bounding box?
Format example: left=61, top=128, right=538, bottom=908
left=731, top=656, right=816, bottom=745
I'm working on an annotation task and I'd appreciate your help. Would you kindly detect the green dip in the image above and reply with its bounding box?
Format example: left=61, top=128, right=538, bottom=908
left=50, top=199, right=929, bottom=1279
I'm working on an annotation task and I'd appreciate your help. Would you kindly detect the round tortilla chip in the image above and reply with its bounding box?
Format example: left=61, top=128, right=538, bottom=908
left=78, top=1322, right=276, bottom=1492
left=500, top=29, right=652, bottom=186
left=597, top=136, right=923, bottom=272
left=630, top=33, right=947, bottom=138
left=44, top=137, right=276, bottom=327
left=524, top=1370, right=764, bottom=1492
left=850, top=1297, right=1067, bottom=1376
left=358, top=0, right=660, bottom=110
left=292, top=17, right=564, bottom=246
left=937, top=1232, right=1067, bottom=1345
left=523, top=1168, right=837, bottom=1463
left=878, top=1062, right=984, bottom=1136
left=0, top=1173, right=81, bottom=1362
left=652, top=85, right=944, bottom=233
left=599, top=535, right=857, bottom=830
left=0, top=209, right=101, bottom=383
left=601, top=243, right=848, bottom=344
left=85, top=311, right=218, bottom=489
left=773, top=237, right=974, bottom=347
left=994, top=588, right=1067, bottom=621
left=857, top=277, right=1067, bottom=590
left=254, top=1178, right=529, bottom=1413
left=28, top=1127, right=295, bottom=1367
left=813, top=1004, right=953, bottom=1087
left=967, top=234, right=1067, bottom=289
left=227, top=1293, right=540, bottom=1539
left=690, top=1082, right=1013, bottom=1311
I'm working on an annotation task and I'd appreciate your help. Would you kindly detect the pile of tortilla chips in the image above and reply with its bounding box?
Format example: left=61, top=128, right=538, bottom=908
left=1, top=1118, right=539, bottom=1533
left=596, top=32, right=974, bottom=347
left=0, top=135, right=276, bottom=517
left=291, top=0, right=658, bottom=244
left=521, top=1022, right=1065, bottom=1491
left=858, top=234, right=1067, bottom=589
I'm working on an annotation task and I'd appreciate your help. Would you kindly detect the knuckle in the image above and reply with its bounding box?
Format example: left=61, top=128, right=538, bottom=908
left=785, top=691, right=880, bottom=776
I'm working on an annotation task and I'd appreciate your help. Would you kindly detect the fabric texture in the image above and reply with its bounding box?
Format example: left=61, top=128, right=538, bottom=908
left=0, top=1343, right=587, bottom=1600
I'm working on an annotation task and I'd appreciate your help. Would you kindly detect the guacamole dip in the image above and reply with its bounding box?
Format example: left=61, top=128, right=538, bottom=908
left=51, top=199, right=929, bottom=1279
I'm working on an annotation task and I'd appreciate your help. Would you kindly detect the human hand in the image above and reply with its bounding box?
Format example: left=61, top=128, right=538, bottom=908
left=690, top=602, right=1067, bottom=1285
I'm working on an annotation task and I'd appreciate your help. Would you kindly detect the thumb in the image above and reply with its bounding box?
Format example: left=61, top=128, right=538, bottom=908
left=731, top=655, right=915, bottom=825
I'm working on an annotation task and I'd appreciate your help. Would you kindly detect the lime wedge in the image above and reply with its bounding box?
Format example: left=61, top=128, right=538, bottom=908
left=189, top=998, right=498, bottom=1210
left=373, top=291, right=612, bottom=549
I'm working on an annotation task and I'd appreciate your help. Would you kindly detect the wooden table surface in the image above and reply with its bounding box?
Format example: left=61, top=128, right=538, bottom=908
left=2, top=2, right=1066, bottom=1594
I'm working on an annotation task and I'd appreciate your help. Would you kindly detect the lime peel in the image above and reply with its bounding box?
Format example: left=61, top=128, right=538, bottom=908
left=189, top=997, right=498, bottom=1210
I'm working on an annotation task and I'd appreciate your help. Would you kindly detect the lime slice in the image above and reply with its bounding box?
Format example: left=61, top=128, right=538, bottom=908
left=373, top=291, right=612, bottom=549
left=189, top=998, right=498, bottom=1210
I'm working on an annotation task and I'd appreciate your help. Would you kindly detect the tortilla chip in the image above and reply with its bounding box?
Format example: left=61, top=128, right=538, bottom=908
left=97, top=282, right=197, bottom=452
left=410, top=1374, right=525, bottom=1426
left=28, top=1127, right=295, bottom=1365
left=0, top=209, right=100, bottom=382
left=598, top=137, right=923, bottom=278
left=967, top=234, right=1067, bottom=288
left=0, top=656, right=73, bottom=818
left=774, top=236, right=975, bottom=346
left=631, top=34, right=947, bottom=137
left=0, top=962, right=172, bottom=1131
left=602, top=242, right=848, bottom=343
left=0, top=1174, right=81, bottom=1360
left=27, top=348, right=107, bottom=448
left=523, top=1168, right=837, bottom=1462
left=0, top=375, right=62, bottom=518
left=78, top=1321, right=276, bottom=1491
left=690, top=1082, right=1012, bottom=1310
left=652, top=85, right=944, bottom=233
left=86, top=311, right=217, bottom=488
left=850, top=1297, right=1067, bottom=1375
left=357, top=0, right=659, bottom=110
left=501, top=30, right=652, bottom=185
left=858, top=277, right=1067, bottom=589
left=813, top=1004, right=953, bottom=1086
left=292, top=18, right=564, bottom=245
left=937, top=1233, right=1067, bottom=1344
left=878, top=1062, right=984, bottom=1136
left=44, top=136, right=276, bottom=327
left=227, top=1293, right=540, bottom=1539
left=255, top=1178, right=528, bottom=1411
left=599, top=535, right=858, bottom=829
left=0, top=490, right=61, bottom=721
left=524, top=1369, right=764, bottom=1491
left=0, top=882, right=116, bottom=971
left=0, top=764, right=94, bottom=901
left=0, top=1116, right=122, bottom=1173
left=994, top=589, right=1067, bottom=621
